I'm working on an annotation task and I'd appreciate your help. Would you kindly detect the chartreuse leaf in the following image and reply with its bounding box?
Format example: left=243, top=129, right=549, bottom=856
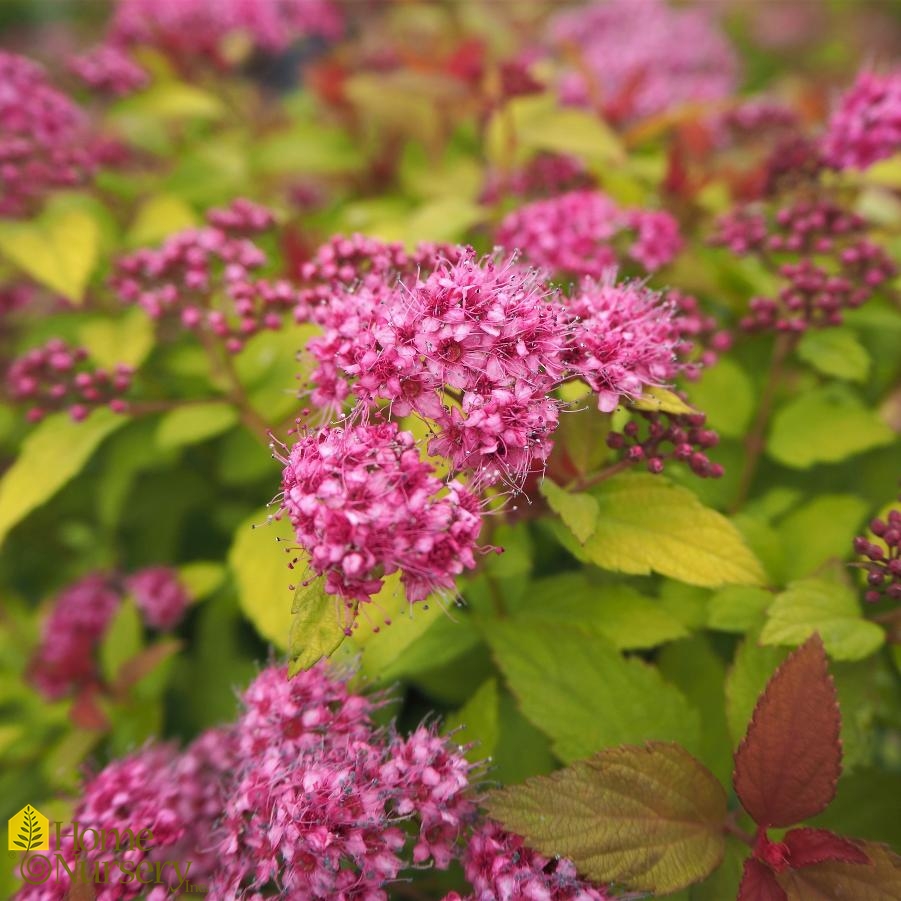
left=539, top=479, right=598, bottom=543
left=0, top=205, right=99, bottom=302
left=486, top=620, right=700, bottom=762
left=761, top=578, right=885, bottom=661
left=725, top=637, right=787, bottom=746
left=0, top=409, right=127, bottom=547
left=228, top=509, right=294, bottom=650
left=289, top=575, right=346, bottom=675
left=176, top=561, right=225, bottom=602
left=155, top=402, right=239, bottom=449
left=629, top=386, right=696, bottom=415
left=100, top=598, right=144, bottom=686
left=79, top=307, right=155, bottom=370
left=796, top=327, right=871, bottom=382
left=511, top=573, right=687, bottom=650
left=733, top=635, right=841, bottom=828
left=777, top=842, right=901, bottom=900
left=486, top=742, right=727, bottom=895
left=707, top=585, right=773, bottom=633
left=774, top=495, right=869, bottom=582
left=443, top=678, right=499, bottom=763
left=578, top=473, right=765, bottom=587
left=127, top=193, right=198, bottom=246
left=554, top=402, right=610, bottom=475
left=686, top=358, right=754, bottom=439
left=767, top=385, right=895, bottom=469
left=116, top=80, right=224, bottom=120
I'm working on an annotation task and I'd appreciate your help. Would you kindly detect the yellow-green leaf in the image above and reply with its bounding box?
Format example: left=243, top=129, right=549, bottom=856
left=177, top=562, right=225, bottom=602
left=443, top=678, right=500, bottom=763
left=289, top=574, right=346, bottom=675
left=0, top=409, right=127, bottom=547
left=228, top=510, right=294, bottom=649
left=580, top=473, right=765, bottom=587
left=540, top=479, right=599, bottom=543
left=118, top=81, right=224, bottom=120
left=100, top=598, right=144, bottom=686
left=796, top=327, right=870, bottom=382
left=761, top=578, right=885, bottom=661
left=127, top=194, right=198, bottom=246
left=155, top=402, right=239, bottom=450
left=0, top=207, right=99, bottom=302
left=79, top=308, right=155, bottom=370
left=486, top=742, right=727, bottom=894
left=629, top=386, right=696, bottom=416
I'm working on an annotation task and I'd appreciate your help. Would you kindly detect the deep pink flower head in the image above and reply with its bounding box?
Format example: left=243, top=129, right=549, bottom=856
left=550, top=0, right=738, bottom=123
left=111, top=199, right=298, bottom=352
left=279, top=421, right=482, bottom=607
left=0, top=52, right=96, bottom=217
left=211, top=663, right=476, bottom=898
left=67, top=45, right=149, bottom=96
left=822, top=69, right=901, bottom=171
left=455, top=821, right=611, bottom=901
left=496, top=191, right=682, bottom=279
left=565, top=275, right=682, bottom=412
left=5, top=337, right=133, bottom=422
left=126, top=566, right=189, bottom=630
left=854, top=489, right=901, bottom=604
left=110, top=0, right=343, bottom=66
left=15, top=730, right=235, bottom=901
left=28, top=573, right=122, bottom=700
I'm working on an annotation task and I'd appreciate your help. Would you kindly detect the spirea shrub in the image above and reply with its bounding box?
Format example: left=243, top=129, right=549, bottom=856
left=1, top=2, right=900, bottom=900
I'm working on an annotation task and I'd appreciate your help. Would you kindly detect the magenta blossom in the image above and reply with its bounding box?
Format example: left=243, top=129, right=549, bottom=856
left=821, top=68, right=901, bottom=171
left=278, top=421, right=482, bottom=607
left=126, top=566, right=190, bottom=630
left=67, top=45, right=149, bottom=96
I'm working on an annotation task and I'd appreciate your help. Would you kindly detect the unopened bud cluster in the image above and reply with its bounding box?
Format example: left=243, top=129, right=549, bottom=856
left=854, top=496, right=901, bottom=603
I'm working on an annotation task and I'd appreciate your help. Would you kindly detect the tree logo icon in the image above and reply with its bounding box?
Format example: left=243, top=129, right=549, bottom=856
left=8, top=805, right=49, bottom=852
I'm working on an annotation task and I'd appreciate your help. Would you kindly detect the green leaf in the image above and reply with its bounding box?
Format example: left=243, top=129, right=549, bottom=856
left=177, top=562, right=225, bottom=602
left=486, top=742, right=727, bottom=894
left=539, top=480, right=599, bottom=543
left=253, top=123, right=364, bottom=176
left=0, top=409, right=127, bottom=547
left=725, top=637, right=787, bottom=746
left=100, top=598, right=144, bottom=686
left=512, top=573, right=688, bottom=650
left=288, top=575, right=346, bottom=675
left=228, top=510, right=295, bottom=650
left=397, top=197, right=485, bottom=245
left=774, top=494, right=869, bottom=582
left=579, top=473, right=765, bottom=587
left=767, top=386, right=895, bottom=469
left=78, top=308, right=155, bottom=370
left=0, top=206, right=100, bottom=302
left=127, top=193, right=199, bottom=246
left=707, top=585, right=773, bottom=633
left=760, top=578, right=885, bottom=661
left=796, top=327, right=871, bottom=382
left=685, top=359, right=754, bottom=439
left=155, top=402, right=239, bottom=450
left=629, top=386, right=696, bottom=415
left=554, top=403, right=610, bottom=475
left=117, top=81, right=224, bottom=120
left=486, top=620, right=700, bottom=762
left=443, top=678, right=499, bottom=763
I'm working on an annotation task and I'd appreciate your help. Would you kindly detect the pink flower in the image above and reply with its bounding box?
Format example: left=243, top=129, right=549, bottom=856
left=279, top=421, right=482, bottom=606
left=854, top=490, right=901, bottom=604
left=5, top=337, right=133, bottom=422
left=565, top=276, right=682, bottom=412
left=109, top=0, right=344, bottom=65
left=458, top=821, right=611, bottom=901
left=496, top=191, right=682, bottom=279
left=822, top=69, right=901, bottom=171
left=28, top=573, right=122, bottom=700
left=67, top=45, right=149, bottom=96
left=0, top=52, right=96, bottom=217
left=550, top=0, right=738, bottom=123
left=126, top=566, right=189, bottom=630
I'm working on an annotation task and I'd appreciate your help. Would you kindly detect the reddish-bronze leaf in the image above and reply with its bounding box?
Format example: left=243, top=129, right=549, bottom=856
left=784, top=828, right=870, bottom=869
left=777, top=842, right=901, bottom=901
left=739, top=857, right=787, bottom=901
left=733, top=634, right=841, bottom=828
left=69, top=686, right=109, bottom=731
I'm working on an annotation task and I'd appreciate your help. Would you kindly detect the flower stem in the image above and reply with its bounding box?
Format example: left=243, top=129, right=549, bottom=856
left=570, top=458, right=633, bottom=492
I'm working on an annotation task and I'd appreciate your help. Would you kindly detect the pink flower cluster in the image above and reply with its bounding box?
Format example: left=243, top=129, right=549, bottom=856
left=109, top=0, right=343, bottom=66
left=16, top=731, right=233, bottom=901
left=711, top=198, right=896, bottom=331
left=29, top=567, right=190, bottom=700
left=0, top=52, right=96, bottom=218
left=67, top=45, right=149, bottom=96
left=446, top=821, right=610, bottom=901
left=496, top=190, right=683, bottom=279
left=211, top=663, right=477, bottom=898
left=564, top=276, right=684, bottom=413
left=550, top=0, right=738, bottom=123
left=821, top=68, right=901, bottom=171
left=480, top=153, right=595, bottom=205
left=279, top=421, right=482, bottom=608
left=112, top=199, right=300, bottom=352
left=607, top=408, right=723, bottom=479
left=854, top=493, right=901, bottom=603
left=5, top=338, right=133, bottom=422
